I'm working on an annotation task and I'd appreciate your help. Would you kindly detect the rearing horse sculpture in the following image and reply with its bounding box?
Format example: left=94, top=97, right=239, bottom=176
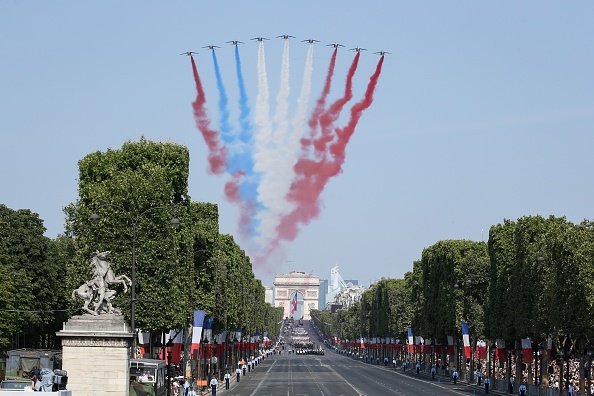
left=90, top=250, right=132, bottom=292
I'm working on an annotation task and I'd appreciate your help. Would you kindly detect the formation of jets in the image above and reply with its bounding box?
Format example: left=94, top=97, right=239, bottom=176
left=182, top=39, right=388, bottom=56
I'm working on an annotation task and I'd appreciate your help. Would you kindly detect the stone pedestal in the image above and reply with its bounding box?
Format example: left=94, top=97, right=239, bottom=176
left=57, top=314, right=133, bottom=396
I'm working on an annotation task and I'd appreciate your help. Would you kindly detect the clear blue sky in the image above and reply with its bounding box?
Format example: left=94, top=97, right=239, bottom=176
left=1, top=1, right=593, bottom=287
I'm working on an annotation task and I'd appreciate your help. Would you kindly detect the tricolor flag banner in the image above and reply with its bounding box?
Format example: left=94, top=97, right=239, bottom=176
left=415, top=336, right=424, bottom=353
left=190, top=310, right=206, bottom=358
left=204, top=317, right=213, bottom=343
left=476, top=340, right=487, bottom=359
left=522, top=338, right=533, bottom=364
left=168, top=329, right=184, bottom=364
left=496, top=339, right=507, bottom=363
left=216, top=331, right=227, bottom=344
left=137, top=331, right=150, bottom=358
left=407, top=328, right=414, bottom=354
left=235, top=328, right=242, bottom=342
left=435, top=339, right=442, bottom=355
left=447, top=336, right=455, bottom=355
left=360, top=335, right=365, bottom=349
left=461, top=322, right=471, bottom=359
left=547, top=335, right=553, bottom=360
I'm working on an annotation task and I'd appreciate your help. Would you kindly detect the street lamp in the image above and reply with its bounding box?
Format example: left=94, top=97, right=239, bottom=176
left=90, top=204, right=180, bottom=352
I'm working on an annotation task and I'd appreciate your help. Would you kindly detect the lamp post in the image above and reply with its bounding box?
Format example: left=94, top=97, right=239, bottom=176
left=90, top=204, right=180, bottom=356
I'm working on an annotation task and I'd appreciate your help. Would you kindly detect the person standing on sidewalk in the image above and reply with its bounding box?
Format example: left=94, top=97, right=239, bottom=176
left=187, top=386, right=197, bottom=396
left=224, top=371, right=231, bottom=390
left=518, top=383, right=526, bottom=396
left=236, top=366, right=241, bottom=382
left=452, top=369, right=459, bottom=385
left=484, top=377, right=490, bottom=394
left=210, top=376, right=218, bottom=396
left=431, top=365, right=436, bottom=380
left=416, top=362, right=420, bottom=374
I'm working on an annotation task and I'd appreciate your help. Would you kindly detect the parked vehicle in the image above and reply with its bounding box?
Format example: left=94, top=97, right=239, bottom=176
left=0, top=379, right=31, bottom=390
left=129, top=358, right=166, bottom=396
left=3, top=349, right=61, bottom=381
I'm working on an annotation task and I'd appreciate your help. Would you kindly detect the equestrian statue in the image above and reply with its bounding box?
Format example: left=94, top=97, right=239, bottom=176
left=72, top=250, right=132, bottom=315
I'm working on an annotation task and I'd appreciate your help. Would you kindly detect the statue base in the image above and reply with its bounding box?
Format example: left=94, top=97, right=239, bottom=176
left=57, top=314, right=133, bottom=396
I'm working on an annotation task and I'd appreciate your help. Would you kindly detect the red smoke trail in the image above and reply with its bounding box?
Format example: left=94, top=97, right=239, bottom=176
left=276, top=56, right=384, bottom=242
left=191, top=56, right=227, bottom=175
left=301, top=49, right=338, bottom=150
left=224, top=172, right=256, bottom=239
left=329, top=56, right=384, bottom=168
left=313, top=52, right=360, bottom=156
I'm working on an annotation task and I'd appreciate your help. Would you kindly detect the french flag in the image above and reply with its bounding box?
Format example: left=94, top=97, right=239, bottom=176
left=190, top=310, right=206, bottom=359
left=461, top=322, right=471, bottom=359
left=407, top=328, right=414, bottom=354
left=137, top=331, right=150, bottom=358
left=476, top=340, right=487, bottom=359
left=360, top=335, right=364, bottom=349
left=168, top=329, right=184, bottom=364
left=522, top=338, right=533, bottom=364
left=496, top=339, right=507, bottom=363
left=447, top=335, right=455, bottom=355
left=547, top=335, right=553, bottom=360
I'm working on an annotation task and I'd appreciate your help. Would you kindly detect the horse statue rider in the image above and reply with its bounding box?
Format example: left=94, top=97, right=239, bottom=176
left=72, top=250, right=132, bottom=315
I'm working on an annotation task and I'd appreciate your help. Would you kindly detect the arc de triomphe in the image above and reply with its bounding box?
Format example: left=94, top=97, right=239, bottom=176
left=274, top=271, right=320, bottom=320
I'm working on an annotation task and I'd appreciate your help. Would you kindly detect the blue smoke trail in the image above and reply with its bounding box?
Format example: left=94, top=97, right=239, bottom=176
left=212, top=50, right=234, bottom=159
left=233, top=45, right=262, bottom=233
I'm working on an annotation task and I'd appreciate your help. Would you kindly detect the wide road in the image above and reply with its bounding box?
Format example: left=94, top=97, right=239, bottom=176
left=214, top=322, right=498, bottom=396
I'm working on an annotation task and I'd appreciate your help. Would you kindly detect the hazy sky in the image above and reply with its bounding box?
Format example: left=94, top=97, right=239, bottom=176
left=1, top=1, right=593, bottom=288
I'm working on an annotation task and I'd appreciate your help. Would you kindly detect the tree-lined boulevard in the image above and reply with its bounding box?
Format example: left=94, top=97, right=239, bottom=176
left=1, top=138, right=593, bottom=395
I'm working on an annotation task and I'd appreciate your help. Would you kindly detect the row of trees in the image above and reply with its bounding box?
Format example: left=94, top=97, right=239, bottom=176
left=0, top=137, right=282, bottom=356
left=313, top=215, right=594, bottom=369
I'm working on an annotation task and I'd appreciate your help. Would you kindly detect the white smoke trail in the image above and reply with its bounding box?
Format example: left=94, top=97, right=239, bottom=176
left=257, top=43, right=315, bottom=246
left=253, top=42, right=271, bottom=149
left=255, top=39, right=292, bottom=245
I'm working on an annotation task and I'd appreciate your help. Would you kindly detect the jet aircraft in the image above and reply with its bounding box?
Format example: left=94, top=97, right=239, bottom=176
left=203, top=45, right=220, bottom=50
left=350, top=47, right=367, bottom=52
left=327, top=43, right=344, bottom=49
left=251, top=37, right=269, bottom=42
left=373, top=51, right=391, bottom=56
left=277, top=35, right=295, bottom=40
left=226, top=40, right=244, bottom=46
left=180, top=51, right=199, bottom=56
left=302, top=39, right=320, bottom=44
